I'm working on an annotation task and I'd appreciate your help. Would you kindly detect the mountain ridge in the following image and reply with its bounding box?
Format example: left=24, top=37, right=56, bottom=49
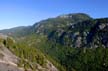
left=0, top=13, right=108, bottom=71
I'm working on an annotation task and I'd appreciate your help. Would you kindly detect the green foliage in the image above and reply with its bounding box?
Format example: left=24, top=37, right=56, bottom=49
left=16, top=34, right=66, bottom=71
left=37, top=40, right=108, bottom=71
left=14, top=33, right=108, bottom=71
left=15, top=43, right=46, bottom=70
left=23, top=34, right=108, bottom=71
left=0, top=13, right=108, bottom=71
left=6, top=37, right=14, bottom=48
left=0, top=37, right=3, bottom=44
left=2, top=36, right=46, bottom=71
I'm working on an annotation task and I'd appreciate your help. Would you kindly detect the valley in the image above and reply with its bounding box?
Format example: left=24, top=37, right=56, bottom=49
left=0, top=13, right=108, bottom=71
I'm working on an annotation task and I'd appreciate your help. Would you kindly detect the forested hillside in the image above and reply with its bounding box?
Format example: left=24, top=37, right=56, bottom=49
left=0, top=34, right=59, bottom=71
left=0, top=13, right=108, bottom=71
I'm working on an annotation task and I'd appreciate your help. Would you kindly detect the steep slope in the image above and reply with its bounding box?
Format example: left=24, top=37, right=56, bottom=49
left=46, top=18, right=108, bottom=48
left=0, top=35, right=59, bottom=71
left=3, top=13, right=107, bottom=48
left=30, top=13, right=108, bottom=71
left=0, top=45, right=24, bottom=71
left=0, top=13, right=92, bottom=37
left=34, top=13, right=92, bottom=35
left=0, top=13, right=108, bottom=71
left=32, top=13, right=108, bottom=48
left=0, top=36, right=23, bottom=71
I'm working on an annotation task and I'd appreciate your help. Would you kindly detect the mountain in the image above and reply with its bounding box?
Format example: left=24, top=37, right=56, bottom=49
left=0, top=13, right=92, bottom=37
left=0, top=26, right=34, bottom=38
left=0, top=34, right=59, bottom=71
left=33, top=13, right=108, bottom=48
left=0, top=13, right=108, bottom=71
left=34, top=13, right=92, bottom=35
left=46, top=18, right=108, bottom=48
left=0, top=35, right=23, bottom=71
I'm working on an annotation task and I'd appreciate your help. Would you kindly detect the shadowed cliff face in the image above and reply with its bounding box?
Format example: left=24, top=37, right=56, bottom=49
left=86, top=19, right=108, bottom=48
left=0, top=13, right=108, bottom=48
left=40, top=18, right=108, bottom=48
left=32, top=13, right=108, bottom=48
left=0, top=13, right=108, bottom=71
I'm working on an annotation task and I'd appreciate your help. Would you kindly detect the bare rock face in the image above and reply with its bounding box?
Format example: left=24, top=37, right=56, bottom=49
left=0, top=63, right=23, bottom=71
left=75, top=36, right=82, bottom=47
left=46, top=60, right=58, bottom=71
left=34, top=60, right=58, bottom=71
left=0, top=36, right=58, bottom=71
left=0, top=45, right=24, bottom=71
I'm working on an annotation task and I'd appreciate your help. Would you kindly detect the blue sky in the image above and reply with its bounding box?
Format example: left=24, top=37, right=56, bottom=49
left=0, top=0, right=108, bottom=30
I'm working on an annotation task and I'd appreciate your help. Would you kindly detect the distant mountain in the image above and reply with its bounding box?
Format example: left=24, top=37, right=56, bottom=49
left=33, top=13, right=108, bottom=48
left=0, top=13, right=92, bottom=36
left=0, top=26, right=33, bottom=38
left=46, top=18, right=108, bottom=48
left=0, top=13, right=108, bottom=71
left=34, top=13, right=92, bottom=35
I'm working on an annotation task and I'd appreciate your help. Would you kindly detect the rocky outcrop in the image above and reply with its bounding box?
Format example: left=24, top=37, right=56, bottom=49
left=0, top=45, right=24, bottom=71
left=0, top=35, right=58, bottom=71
